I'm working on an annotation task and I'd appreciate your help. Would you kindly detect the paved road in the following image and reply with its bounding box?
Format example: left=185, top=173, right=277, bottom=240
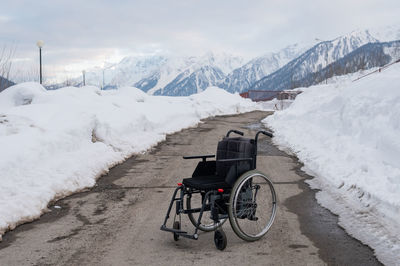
left=0, top=111, right=381, bottom=265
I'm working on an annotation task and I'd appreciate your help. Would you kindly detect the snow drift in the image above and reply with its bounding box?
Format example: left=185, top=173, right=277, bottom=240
left=264, top=64, right=400, bottom=265
left=0, top=84, right=259, bottom=240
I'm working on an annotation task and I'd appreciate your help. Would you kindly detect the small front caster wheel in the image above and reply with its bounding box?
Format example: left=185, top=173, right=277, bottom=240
left=173, top=221, right=180, bottom=241
left=214, top=229, right=227, bottom=250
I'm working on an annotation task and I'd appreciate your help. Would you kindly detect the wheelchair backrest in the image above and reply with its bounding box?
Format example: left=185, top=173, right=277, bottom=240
left=216, top=137, right=256, bottom=185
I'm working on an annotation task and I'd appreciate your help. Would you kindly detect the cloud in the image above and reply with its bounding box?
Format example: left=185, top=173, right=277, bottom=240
left=1, top=0, right=399, bottom=82
left=0, top=15, right=12, bottom=23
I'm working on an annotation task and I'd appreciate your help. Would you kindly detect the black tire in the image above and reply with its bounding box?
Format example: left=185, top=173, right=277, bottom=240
left=173, top=221, right=180, bottom=241
left=214, top=229, right=227, bottom=250
left=186, top=193, right=227, bottom=232
left=228, top=170, right=277, bottom=242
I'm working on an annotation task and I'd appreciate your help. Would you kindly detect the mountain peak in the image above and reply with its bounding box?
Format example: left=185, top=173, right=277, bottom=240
left=218, top=43, right=309, bottom=93
left=335, top=29, right=378, bottom=44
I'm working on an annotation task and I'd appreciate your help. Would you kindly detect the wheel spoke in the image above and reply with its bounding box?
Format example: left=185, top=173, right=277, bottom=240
left=228, top=171, right=277, bottom=241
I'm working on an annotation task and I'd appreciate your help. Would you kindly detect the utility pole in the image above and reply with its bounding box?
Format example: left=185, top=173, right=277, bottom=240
left=102, top=68, right=105, bottom=90
left=82, top=70, right=86, bottom=86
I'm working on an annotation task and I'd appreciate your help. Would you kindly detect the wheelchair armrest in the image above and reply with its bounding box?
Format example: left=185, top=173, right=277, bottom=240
left=183, top=155, right=215, bottom=162
left=216, top=158, right=253, bottom=163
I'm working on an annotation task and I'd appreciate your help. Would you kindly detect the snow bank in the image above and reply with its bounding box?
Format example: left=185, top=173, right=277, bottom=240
left=0, top=84, right=260, bottom=239
left=264, top=64, right=400, bottom=265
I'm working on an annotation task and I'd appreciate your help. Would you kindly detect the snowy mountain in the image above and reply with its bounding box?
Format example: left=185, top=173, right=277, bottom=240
left=293, top=40, right=400, bottom=88
left=54, top=55, right=169, bottom=89
left=250, top=30, right=379, bottom=91
left=137, top=29, right=386, bottom=95
left=107, top=55, right=168, bottom=87
left=55, top=26, right=399, bottom=96
left=135, top=52, right=244, bottom=95
left=218, top=44, right=308, bottom=93
left=199, top=51, right=244, bottom=75
left=154, top=65, right=225, bottom=96
left=82, top=55, right=168, bottom=88
left=134, top=56, right=195, bottom=93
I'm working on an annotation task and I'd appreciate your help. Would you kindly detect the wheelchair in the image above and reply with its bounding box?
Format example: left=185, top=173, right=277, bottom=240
left=160, top=129, right=277, bottom=250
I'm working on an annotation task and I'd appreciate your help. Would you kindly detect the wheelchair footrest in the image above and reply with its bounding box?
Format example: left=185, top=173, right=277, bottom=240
left=160, top=225, right=198, bottom=240
left=160, top=225, right=187, bottom=234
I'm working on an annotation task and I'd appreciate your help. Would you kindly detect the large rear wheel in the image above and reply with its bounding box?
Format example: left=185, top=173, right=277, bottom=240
left=228, top=170, right=277, bottom=241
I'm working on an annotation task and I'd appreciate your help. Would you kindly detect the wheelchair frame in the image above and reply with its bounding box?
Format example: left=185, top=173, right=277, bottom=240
left=160, top=129, right=277, bottom=250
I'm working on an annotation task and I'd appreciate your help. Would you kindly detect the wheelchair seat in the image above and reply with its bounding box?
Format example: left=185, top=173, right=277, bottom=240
left=182, top=136, right=256, bottom=190
left=182, top=176, right=230, bottom=190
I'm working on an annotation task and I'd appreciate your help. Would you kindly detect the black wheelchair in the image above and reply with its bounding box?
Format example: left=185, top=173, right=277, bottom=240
left=160, top=129, right=277, bottom=250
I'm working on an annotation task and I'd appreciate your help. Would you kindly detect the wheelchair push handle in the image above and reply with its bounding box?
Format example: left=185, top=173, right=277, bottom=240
left=226, top=129, right=244, bottom=137
left=255, top=130, right=273, bottom=142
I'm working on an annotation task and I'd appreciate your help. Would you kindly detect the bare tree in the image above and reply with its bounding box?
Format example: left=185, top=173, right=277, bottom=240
left=16, top=64, right=39, bottom=83
left=0, top=44, right=16, bottom=91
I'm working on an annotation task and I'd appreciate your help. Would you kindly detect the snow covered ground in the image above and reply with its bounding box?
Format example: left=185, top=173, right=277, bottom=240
left=0, top=84, right=260, bottom=240
left=264, top=64, right=400, bottom=265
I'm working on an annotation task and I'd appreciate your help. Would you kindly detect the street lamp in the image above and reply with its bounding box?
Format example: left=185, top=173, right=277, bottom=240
left=36, top=40, right=44, bottom=84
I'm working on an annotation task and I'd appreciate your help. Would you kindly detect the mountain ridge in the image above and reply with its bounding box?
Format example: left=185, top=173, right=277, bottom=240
left=48, top=26, right=400, bottom=95
left=249, top=29, right=379, bottom=91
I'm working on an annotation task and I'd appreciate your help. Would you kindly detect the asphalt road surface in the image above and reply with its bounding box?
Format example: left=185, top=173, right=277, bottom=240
left=0, top=111, right=381, bottom=266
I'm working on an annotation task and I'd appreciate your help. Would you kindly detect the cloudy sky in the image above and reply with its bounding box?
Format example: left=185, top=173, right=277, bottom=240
left=1, top=0, right=399, bottom=82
